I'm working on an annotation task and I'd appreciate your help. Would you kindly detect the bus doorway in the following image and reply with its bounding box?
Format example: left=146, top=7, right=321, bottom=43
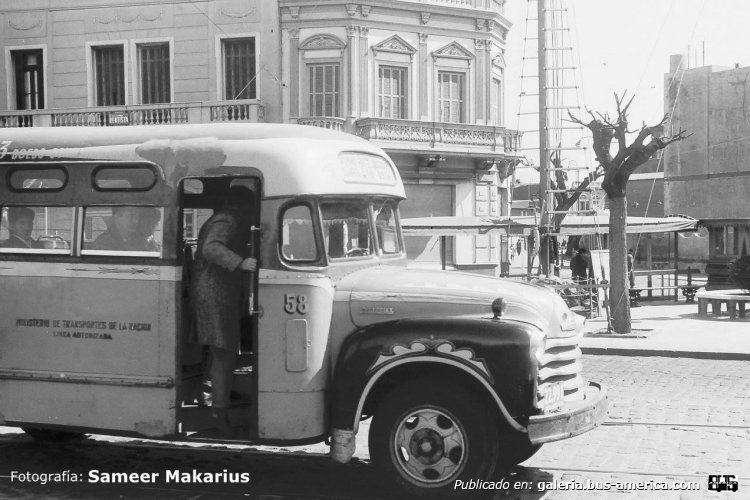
left=178, top=176, right=261, bottom=440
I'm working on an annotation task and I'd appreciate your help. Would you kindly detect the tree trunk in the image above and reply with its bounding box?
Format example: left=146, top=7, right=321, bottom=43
left=608, top=196, right=631, bottom=333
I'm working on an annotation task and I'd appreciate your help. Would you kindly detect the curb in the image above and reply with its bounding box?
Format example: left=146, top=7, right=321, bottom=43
left=581, top=347, right=750, bottom=361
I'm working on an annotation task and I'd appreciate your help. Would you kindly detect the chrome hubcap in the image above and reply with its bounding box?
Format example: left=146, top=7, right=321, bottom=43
left=393, top=408, right=466, bottom=484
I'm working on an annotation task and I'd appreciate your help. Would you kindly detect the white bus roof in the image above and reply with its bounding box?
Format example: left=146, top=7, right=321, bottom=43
left=0, top=123, right=405, bottom=199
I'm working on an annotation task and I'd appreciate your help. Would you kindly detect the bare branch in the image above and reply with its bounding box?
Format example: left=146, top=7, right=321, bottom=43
left=595, top=111, right=617, bottom=130
left=567, top=111, right=583, bottom=125
left=656, top=128, right=692, bottom=147
left=615, top=91, right=636, bottom=119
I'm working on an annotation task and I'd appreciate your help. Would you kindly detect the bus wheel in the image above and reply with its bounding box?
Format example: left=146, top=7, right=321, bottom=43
left=369, top=379, right=499, bottom=498
left=21, top=427, right=85, bottom=442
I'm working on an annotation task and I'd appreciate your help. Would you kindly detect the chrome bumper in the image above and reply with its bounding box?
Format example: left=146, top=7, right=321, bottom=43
left=527, top=382, right=608, bottom=445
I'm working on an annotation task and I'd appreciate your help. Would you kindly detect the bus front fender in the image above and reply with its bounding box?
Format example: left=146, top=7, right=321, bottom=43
left=329, top=318, right=538, bottom=443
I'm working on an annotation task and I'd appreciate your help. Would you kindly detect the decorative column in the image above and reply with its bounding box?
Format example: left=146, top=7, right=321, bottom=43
left=484, top=40, right=493, bottom=125
left=359, top=27, right=369, bottom=116
left=418, top=33, right=428, bottom=120
left=474, top=38, right=485, bottom=123
left=289, top=29, right=300, bottom=118
left=346, top=25, right=358, bottom=117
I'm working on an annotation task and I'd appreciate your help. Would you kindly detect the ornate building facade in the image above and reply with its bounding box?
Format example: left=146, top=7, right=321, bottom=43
left=280, top=0, right=521, bottom=272
left=1, top=0, right=520, bottom=273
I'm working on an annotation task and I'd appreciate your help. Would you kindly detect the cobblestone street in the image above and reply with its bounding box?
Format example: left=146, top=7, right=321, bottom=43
left=519, top=355, right=750, bottom=499
left=1, top=353, right=747, bottom=499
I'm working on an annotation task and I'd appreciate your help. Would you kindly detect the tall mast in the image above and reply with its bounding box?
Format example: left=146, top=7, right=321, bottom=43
left=537, top=0, right=550, bottom=238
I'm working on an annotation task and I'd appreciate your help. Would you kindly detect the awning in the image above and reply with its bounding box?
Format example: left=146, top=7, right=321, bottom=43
left=543, top=212, right=699, bottom=235
left=401, top=213, right=698, bottom=237
left=401, top=216, right=534, bottom=236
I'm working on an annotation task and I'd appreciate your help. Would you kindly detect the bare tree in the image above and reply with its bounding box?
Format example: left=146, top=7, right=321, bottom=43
left=569, top=93, right=689, bottom=333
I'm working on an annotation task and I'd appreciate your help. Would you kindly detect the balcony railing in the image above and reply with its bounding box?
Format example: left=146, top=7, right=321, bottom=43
left=403, top=0, right=505, bottom=14
left=295, top=117, right=347, bottom=131
left=354, top=117, right=521, bottom=153
left=0, top=99, right=264, bottom=128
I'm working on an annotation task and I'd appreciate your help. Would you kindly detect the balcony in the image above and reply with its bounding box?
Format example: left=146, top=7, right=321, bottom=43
left=0, top=100, right=265, bottom=128
left=353, top=117, right=520, bottom=154
left=400, top=0, right=505, bottom=14
left=296, top=116, right=347, bottom=132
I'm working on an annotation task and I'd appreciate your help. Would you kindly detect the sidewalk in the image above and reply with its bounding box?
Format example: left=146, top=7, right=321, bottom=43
left=580, top=300, right=750, bottom=360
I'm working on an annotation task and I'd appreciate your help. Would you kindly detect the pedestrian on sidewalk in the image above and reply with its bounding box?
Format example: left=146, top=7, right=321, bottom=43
left=570, top=247, right=590, bottom=284
left=628, top=249, right=635, bottom=287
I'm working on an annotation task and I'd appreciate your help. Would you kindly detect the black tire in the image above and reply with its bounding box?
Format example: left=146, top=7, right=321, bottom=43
left=498, top=432, right=542, bottom=467
left=21, top=427, right=85, bottom=442
left=369, top=379, right=499, bottom=499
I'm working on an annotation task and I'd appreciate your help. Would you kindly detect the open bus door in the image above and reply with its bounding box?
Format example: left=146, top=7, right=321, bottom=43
left=176, top=176, right=261, bottom=440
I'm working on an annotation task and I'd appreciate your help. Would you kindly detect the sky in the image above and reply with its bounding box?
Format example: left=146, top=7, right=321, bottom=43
left=501, top=0, right=749, bottom=180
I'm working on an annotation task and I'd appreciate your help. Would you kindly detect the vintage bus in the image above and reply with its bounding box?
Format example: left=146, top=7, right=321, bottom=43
left=0, top=124, right=606, bottom=497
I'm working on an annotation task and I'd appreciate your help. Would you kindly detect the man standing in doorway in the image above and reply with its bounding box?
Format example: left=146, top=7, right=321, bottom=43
left=192, top=188, right=257, bottom=432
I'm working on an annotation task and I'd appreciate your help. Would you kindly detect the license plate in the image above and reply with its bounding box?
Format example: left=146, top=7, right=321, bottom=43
left=542, top=381, right=564, bottom=407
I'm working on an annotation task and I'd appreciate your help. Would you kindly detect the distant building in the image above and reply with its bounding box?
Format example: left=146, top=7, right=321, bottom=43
left=664, top=54, right=750, bottom=289
left=1, top=0, right=521, bottom=275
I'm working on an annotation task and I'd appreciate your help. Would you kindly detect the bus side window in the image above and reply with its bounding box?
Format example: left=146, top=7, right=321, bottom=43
left=281, top=205, right=318, bottom=262
left=81, top=206, right=163, bottom=255
left=0, top=206, right=73, bottom=253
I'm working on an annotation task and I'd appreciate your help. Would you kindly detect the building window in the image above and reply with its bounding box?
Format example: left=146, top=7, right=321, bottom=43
left=138, top=43, right=170, bottom=104
left=378, top=66, right=407, bottom=119
left=11, top=49, right=44, bottom=110
left=437, top=71, right=464, bottom=123
left=222, top=37, right=256, bottom=100
left=93, top=45, right=125, bottom=106
left=712, top=225, right=745, bottom=257
left=491, top=77, right=502, bottom=126
left=309, top=63, right=340, bottom=117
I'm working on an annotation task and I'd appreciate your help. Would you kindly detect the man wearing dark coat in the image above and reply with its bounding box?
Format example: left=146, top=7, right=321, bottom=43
left=91, top=206, right=148, bottom=251
left=570, top=247, right=590, bottom=284
left=192, top=196, right=257, bottom=430
left=2, top=207, right=43, bottom=249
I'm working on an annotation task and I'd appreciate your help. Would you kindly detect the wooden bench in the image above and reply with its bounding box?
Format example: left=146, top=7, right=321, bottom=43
left=696, top=289, right=749, bottom=319
left=630, top=285, right=701, bottom=307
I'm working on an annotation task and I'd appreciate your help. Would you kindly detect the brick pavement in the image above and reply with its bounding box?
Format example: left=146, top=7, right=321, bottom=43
left=526, top=424, right=750, bottom=479
left=521, top=354, right=750, bottom=498
left=581, top=356, right=750, bottom=426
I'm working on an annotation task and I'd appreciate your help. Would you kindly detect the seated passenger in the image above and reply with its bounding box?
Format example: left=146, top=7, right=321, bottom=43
left=1, top=207, right=43, bottom=249
left=91, top=206, right=148, bottom=251
left=137, top=207, right=162, bottom=252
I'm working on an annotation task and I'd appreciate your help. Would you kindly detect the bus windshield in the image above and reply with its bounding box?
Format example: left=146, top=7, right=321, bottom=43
left=318, top=198, right=402, bottom=261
